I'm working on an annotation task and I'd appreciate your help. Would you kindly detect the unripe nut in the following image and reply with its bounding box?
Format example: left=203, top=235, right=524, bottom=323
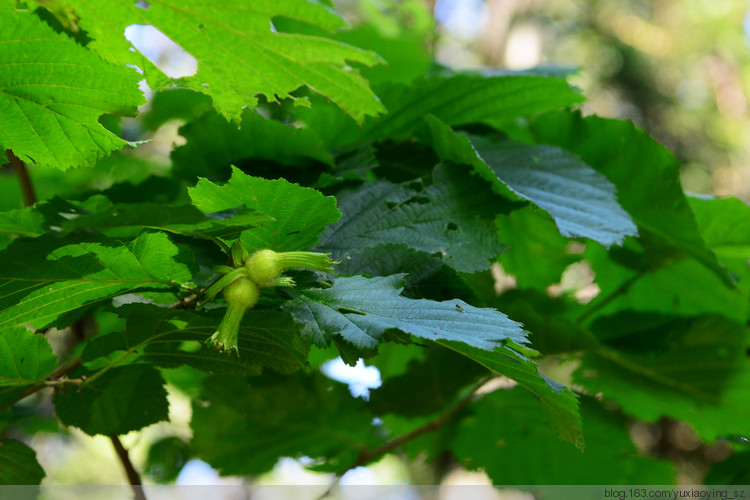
left=244, top=249, right=282, bottom=286
left=223, top=277, right=260, bottom=309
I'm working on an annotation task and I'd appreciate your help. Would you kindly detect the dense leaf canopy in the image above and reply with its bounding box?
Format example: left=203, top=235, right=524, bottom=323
left=0, top=0, right=748, bottom=489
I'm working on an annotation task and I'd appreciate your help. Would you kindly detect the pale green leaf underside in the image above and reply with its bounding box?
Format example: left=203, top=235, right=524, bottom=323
left=284, top=274, right=528, bottom=350
left=0, top=7, right=144, bottom=170
left=189, top=166, right=340, bottom=251
left=52, top=0, right=385, bottom=123
left=0, top=326, right=58, bottom=387
left=471, top=137, right=638, bottom=246
left=0, top=232, right=192, bottom=329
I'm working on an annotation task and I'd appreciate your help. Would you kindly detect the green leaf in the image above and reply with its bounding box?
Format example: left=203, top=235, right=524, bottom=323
left=189, top=166, right=340, bottom=251
left=470, top=137, right=638, bottom=246
left=443, top=342, right=582, bottom=446
left=44, top=196, right=272, bottom=242
left=496, top=208, right=580, bottom=289
left=145, top=436, right=192, bottom=483
left=584, top=243, right=750, bottom=323
left=172, top=109, right=334, bottom=181
left=0, top=439, right=45, bottom=485
left=369, top=345, right=487, bottom=416
left=318, top=164, right=512, bottom=273
left=0, top=6, right=143, bottom=169
left=0, top=207, right=44, bottom=238
left=366, top=74, right=584, bottom=140
left=576, top=315, right=750, bottom=441
left=191, top=372, right=379, bottom=475
left=82, top=304, right=308, bottom=376
left=0, top=327, right=57, bottom=388
left=142, top=89, right=213, bottom=131
left=283, top=274, right=527, bottom=352
left=529, top=111, right=730, bottom=285
left=453, top=391, right=674, bottom=484
left=689, top=195, right=750, bottom=297
left=52, top=0, right=385, bottom=123
left=0, top=232, right=194, bottom=329
left=53, top=364, right=169, bottom=436
left=705, top=451, right=750, bottom=484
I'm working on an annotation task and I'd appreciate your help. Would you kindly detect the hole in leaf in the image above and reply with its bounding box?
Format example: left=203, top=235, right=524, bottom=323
left=385, top=201, right=398, bottom=210
left=446, top=222, right=458, bottom=231
left=124, top=24, right=198, bottom=78
left=135, top=0, right=150, bottom=9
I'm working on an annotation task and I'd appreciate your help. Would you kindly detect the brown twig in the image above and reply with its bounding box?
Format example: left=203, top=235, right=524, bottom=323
left=318, top=377, right=489, bottom=500
left=6, top=150, right=37, bottom=206
left=110, top=435, right=147, bottom=500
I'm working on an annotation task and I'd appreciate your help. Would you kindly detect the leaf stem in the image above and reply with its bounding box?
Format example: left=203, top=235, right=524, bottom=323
left=110, top=435, right=147, bottom=500
left=6, top=150, right=37, bottom=207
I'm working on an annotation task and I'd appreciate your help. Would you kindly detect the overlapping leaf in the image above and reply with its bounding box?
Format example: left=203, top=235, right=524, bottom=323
left=0, top=6, right=144, bottom=169
left=365, top=74, right=584, bottom=140
left=575, top=315, right=750, bottom=441
left=192, top=372, right=380, bottom=475
left=283, top=274, right=527, bottom=351
left=0, top=327, right=58, bottom=407
left=53, top=364, right=169, bottom=435
left=0, top=439, right=45, bottom=485
left=82, top=304, right=308, bottom=376
left=189, top=166, right=340, bottom=251
left=0, top=232, right=193, bottom=329
left=453, top=391, right=674, bottom=484
left=529, top=111, right=730, bottom=284
left=317, top=163, right=513, bottom=273
left=1, top=196, right=272, bottom=242
left=172, top=108, right=333, bottom=181
left=47, top=0, right=385, bottom=123
left=444, top=342, right=582, bottom=446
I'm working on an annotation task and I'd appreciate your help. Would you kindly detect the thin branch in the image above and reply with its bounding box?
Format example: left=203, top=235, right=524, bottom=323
left=6, top=150, right=37, bottom=207
left=318, top=377, right=489, bottom=500
left=110, top=435, right=147, bottom=500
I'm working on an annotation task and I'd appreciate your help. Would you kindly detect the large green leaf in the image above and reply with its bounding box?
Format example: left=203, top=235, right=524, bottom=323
left=189, top=167, right=340, bottom=251
left=317, top=164, right=512, bottom=273
left=48, top=0, right=385, bottom=123
left=0, top=327, right=58, bottom=407
left=453, top=391, right=674, bottom=484
left=366, top=74, right=584, bottom=140
left=575, top=315, right=750, bottom=441
left=82, top=304, right=308, bottom=376
left=0, top=6, right=143, bottom=169
left=0, top=439, right=45, bottom=485
left=0, top=232, right=194, bottom=329
left=529, top=111, right=730, bottom=285
left=191, top=372, right=380, bottom=475
left=53, top=364, right=169, bottom=436
left=283, top=274, right=527, bottom=352
left=172, top=108, right=333, bottom=181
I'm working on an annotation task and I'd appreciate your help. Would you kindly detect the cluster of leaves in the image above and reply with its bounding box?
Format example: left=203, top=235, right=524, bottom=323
left=1, top=0, right=749, bottom=487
